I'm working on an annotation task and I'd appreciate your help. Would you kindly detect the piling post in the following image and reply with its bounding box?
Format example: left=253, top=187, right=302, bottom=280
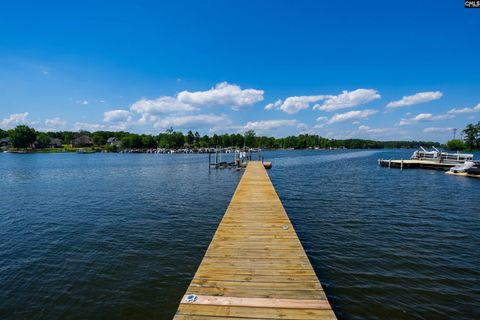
left=389, top=159, right=391, bottom=168
left=401, top=158, right=403, bottom=170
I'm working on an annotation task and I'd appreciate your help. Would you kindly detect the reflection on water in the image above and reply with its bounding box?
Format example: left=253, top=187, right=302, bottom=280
left=0, top=150, right=479, bottom=319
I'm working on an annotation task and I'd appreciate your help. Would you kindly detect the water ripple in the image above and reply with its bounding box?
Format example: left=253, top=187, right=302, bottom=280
left=0, top=150, right=479, bottom=319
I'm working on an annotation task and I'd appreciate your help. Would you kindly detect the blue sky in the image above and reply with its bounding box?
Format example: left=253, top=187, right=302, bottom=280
left=1, top=1, right=479, bottom=141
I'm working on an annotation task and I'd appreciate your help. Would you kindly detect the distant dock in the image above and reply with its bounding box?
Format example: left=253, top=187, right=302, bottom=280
left=379, top=147, right=478, bottom=171
left=209, top=149, right=272, bottom=169
left=174, top=161, right=336, bottom=319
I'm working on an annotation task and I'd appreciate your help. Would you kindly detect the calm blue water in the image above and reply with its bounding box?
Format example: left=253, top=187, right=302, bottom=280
left=1, top=150, right=479, bottom=319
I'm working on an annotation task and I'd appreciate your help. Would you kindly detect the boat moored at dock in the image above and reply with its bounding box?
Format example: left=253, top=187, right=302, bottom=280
left=411, top=146, right=473, bottom=164
left=446, top=161, right=480, bottom=178
left=379, top=147, right=477, bottom=171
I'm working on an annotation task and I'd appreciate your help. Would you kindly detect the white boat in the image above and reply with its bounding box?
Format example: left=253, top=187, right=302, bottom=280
left=449, top=161, right=475, bottom=173
left=447, top=161, right=480, bottom=177
left=411, top=147, right=473, bottom=164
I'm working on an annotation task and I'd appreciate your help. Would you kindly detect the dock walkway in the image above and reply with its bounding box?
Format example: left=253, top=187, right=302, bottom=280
left=174, top=161, right=336, bottom=319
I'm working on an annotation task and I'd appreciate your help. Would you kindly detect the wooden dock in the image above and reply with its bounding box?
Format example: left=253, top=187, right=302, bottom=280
left=174, top=161, right=336, bottom=320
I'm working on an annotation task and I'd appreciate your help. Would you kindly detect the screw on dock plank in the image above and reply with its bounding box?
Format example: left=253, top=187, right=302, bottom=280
left=185, top=294, right=198, bottom=303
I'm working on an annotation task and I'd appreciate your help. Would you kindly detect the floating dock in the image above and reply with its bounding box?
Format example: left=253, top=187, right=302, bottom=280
left=446, top=171, right=480, bottom=179
left=174, top=161, right=336, bottom=320
left=378, top=159, right=455, bottom=170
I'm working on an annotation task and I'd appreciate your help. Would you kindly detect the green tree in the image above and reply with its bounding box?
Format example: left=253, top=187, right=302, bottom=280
left=92, top=133, right=107, bottom=146
left=186, top=130, right=195, bottom=146
left=244, top=130, right=256, bottom=147
left=61, top=131, right=74, bottom=144
left=142, top=135, right=157, bottom=148
left=10, top=125, right=37, bottom=149
left=157, top=133, right=170, bottom=148
left=194, top=131, right=201, bottom=147
left=447, top=139, right=466, bottom=151
left=121, top=134, right=143, bottom=149
left=0, top=128, right=7, bottom=139
left=476, top=121, right=480, bottom=149
left=463, top=123, right=478, bottom=150
left=198, top=135, right=211, bottom=147
left=36, top=132, right=51, bottom=148
left=172, top=131, right=185, bottom=148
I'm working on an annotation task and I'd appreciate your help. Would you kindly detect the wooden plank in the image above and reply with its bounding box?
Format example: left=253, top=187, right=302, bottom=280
left=177, top=305, right=336, bottom=320
left=173, top=161, right=336, bottom=319
left=180, top=295, right=331, bottom=309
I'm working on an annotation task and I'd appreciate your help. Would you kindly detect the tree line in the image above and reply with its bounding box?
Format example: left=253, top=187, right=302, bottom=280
left=1, top=125, right=441, bottom=150
left=446, top=121, right=480, bottom=151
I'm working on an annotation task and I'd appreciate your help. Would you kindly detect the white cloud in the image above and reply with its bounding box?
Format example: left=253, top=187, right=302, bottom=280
left=153, top=114, right=231, bottom=129
left=265, top=99, right=282, bottom=111
left=313, top=89, right=380, bottom=112
left=0, top=112, right=31, bottom=128
left=130, top=82, right=264, bottom=125
left=327, top=109, right=377, bottom=124
left=264, top=89, right=380, bottom=114
left=243, top=119, right=298, bottom=131
left=177, top=82, right=264, bottom=110
left=131, top=96, right=197, bottom=115
left=297, top=122, right=309, bottom=131
left=423, top=127, right=454, bottom=133
left=103, top=110, right=132, bottom=123
left=74, top=122, right=128, bottom=131
left=398, top=112, right=455, bottom=126
left=45, top=117, right=67, bottom=128
left=358, top=125, right=370, bottom=131
left=357, top=125, right=390, bottom=134
left=74, top=122, right=106, bottom=131
left=265, top=96, right=324, bottom=114
left=316, top=116, right=328, bottom=122
left=76, top=100, right=89, bottom=105
left=386, top=91, right=443, bottom=108
left=447, top=103, right=480, bottom=114
left=208, top=125, right=243, bottom=134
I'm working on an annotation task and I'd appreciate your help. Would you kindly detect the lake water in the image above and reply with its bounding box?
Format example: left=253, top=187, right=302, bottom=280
left=1, top=150, right=479, bottom=319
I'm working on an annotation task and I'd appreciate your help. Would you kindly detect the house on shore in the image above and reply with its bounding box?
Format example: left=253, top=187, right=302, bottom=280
left=49, top=138, right=63, bottom=148
left=107, top=137, right=122, bottom=147
left=71, top=136, right=93, bottom=148
left=0, top=137, right=11, bottom=149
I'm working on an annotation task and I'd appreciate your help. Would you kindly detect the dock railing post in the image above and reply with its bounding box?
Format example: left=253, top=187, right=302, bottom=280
left=401, top=159, right=403, bottom=170
left=389, top=159, right=391, bottom=168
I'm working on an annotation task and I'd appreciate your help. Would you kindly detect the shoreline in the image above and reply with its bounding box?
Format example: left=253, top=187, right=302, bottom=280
left=1, top=146, right=422, bottom=154
left=3, top=147, right=480, bottom=154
